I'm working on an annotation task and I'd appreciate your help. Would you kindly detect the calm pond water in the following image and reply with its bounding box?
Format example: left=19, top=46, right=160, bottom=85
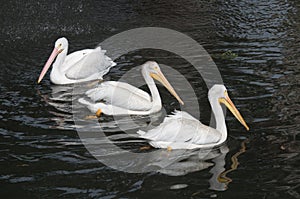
left=1, top=0, right=299, bottom=198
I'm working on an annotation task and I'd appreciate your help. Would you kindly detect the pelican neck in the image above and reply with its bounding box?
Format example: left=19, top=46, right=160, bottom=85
left=210, top=97, right=227, bottom=143
left=50, top=48, right=68, bottom=84
left=141, top=66, right=161, bottom=109
left=53, top=48, right=68, bottom=72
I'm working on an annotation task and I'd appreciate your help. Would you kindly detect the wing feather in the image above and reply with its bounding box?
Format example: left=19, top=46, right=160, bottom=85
left=85, top=81, right=152, bottom=111
left=138, top=111, right=222, bottom=148
left=65, top=46, right=116, bottom=80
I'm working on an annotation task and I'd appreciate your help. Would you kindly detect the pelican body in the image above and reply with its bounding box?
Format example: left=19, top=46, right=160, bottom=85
left=137, top=85, right=249, bottom=149
left=79, top=61, right=184, bottom=116
left=38, top=37, right=116, bottom=84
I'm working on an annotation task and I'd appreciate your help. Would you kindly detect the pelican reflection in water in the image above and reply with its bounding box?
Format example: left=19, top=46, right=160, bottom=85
left=158, top=140, right=249, bottom=191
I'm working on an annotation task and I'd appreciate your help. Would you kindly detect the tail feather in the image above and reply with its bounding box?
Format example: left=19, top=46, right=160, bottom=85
left=167, top=110, right=197, bottom=121
left=86, top=87, right=106, bottom=102
left=95, top=46, right=116, bottom=68
left=137, top=130, right=146, bottom=136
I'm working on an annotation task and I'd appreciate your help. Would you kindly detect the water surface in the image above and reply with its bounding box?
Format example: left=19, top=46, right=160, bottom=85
left=0, top=0, right=299, bottom=198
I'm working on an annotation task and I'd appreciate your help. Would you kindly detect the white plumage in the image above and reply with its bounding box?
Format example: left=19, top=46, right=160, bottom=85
left=138, top=111, right=221, bottom=149
left=137, top=85, right=249, bottom=149
left=79, top=61, right=184, bottom=116
left=38, top=37, right=116, bottom=84
left=85, top=81, right=152, bottom=111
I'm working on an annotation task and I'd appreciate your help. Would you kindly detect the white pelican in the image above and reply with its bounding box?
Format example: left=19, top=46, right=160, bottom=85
left=37, top=37, right=116, bottom=84
left=137, top=84, right=249, bottom=149
left=79, top=61, right=184, bottom=116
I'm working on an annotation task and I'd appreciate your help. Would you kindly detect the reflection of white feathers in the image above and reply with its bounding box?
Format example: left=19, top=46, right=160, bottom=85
left=137, top=111, right=221, bottom=149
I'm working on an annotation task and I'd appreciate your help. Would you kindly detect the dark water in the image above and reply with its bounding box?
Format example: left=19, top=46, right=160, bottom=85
left=1, top=0, right=299, bottom=198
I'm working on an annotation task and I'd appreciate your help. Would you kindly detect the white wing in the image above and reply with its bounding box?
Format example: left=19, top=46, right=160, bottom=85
left=85, top=81, right=152, bottom=111
left=64, top=46, right=116, bottom=80
left=63, top=49, right=93, bottom=68
left=79, top=98, right=151, bottom=116
left=138, top=111, right=222, bottom=149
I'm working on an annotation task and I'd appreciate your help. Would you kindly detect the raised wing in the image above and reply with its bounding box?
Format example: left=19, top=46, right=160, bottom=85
left=138, top=111, right=222, bottom=149
left=85, top=81, right=152, bottom=111
left=65, top=46, right=116, bottom=80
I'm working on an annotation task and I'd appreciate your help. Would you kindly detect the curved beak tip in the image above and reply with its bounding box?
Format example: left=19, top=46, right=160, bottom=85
left=220, top=96, right=250, bottom=132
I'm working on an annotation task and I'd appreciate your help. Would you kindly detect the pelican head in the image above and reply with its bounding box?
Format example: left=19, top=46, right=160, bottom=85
left=54, top=37, right=68, bottom=51
left=37, top=37, right=68, bottom=83
left=143, top=61, right=184, bottom=105
left=209, top=84, right=249, bottom=130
